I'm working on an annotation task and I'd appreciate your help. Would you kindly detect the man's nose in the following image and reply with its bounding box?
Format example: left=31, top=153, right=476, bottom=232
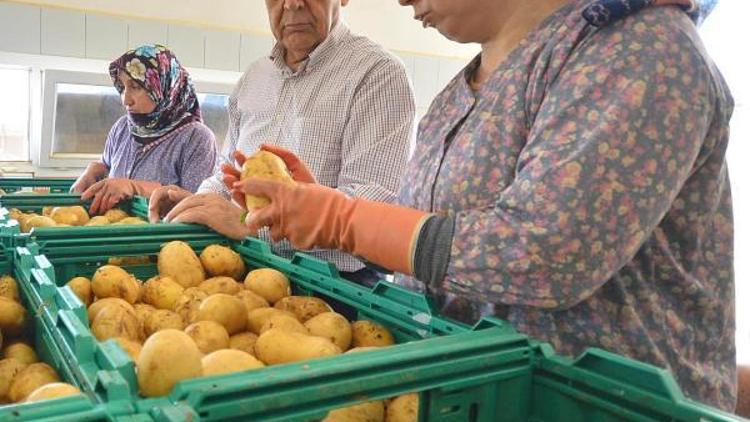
left=283, top=0, right=305, bottom=10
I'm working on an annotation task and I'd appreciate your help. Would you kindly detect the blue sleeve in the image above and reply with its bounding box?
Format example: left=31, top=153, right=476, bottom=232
left=101, top=116, right=127, bottom=169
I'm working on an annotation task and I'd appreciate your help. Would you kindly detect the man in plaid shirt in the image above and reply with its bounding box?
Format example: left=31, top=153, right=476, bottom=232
left=149, top=0, right=415, bottom=285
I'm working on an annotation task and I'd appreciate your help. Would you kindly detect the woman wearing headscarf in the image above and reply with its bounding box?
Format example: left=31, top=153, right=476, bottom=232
left=71, top=44, right=217, bottom=214
left=224, top=0, right=738, bottom=412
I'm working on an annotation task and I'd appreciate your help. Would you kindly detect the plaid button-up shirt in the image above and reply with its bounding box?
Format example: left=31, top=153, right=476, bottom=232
left=199, top=21, right=415, bottom=272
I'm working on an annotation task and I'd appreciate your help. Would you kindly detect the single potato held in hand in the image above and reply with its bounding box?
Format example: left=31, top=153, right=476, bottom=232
left=240, top=150, right=296, bottom=210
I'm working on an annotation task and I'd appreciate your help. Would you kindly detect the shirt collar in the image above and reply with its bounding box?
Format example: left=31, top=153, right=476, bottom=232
left=268, top=20, right=348, bottom=76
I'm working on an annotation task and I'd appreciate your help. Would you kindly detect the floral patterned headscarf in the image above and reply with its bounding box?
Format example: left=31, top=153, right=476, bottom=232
left=583, top=0, right=718, bottom=27
left=109, top=44, right=201, bottom=141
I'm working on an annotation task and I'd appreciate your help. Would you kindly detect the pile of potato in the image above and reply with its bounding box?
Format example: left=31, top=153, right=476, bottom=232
left=0, top=274, right=82, bottom=405
left=9, top=207, right=146, bottom=233
left=65, top=241, right=416, bottom=421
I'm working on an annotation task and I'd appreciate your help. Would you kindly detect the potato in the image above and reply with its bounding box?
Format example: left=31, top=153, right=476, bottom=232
left=274, top=296, right=332, bottom=322
left=385, top=393, right=418, bottom=422
left=113, top=337, right=142, bottom=361
left=22, top=215, right=56, bottom=233
left=184, top=321, right=229, bottom=354
left=0, top=329, right=2, bottom=352
left=254, top=328, right=341, bottom=365
left=26, top=382, right=81, bottom=402
left=133, top=303, right=156, bottom=339
left=323, top=400, right=385, bottom=422
left=88, top=298, right=135, bottom=324
left=158, top=241, right=205, bottom=288
left=2, top=342, right=37, bottom=365
left=108, top=256, right=151, bottom=266
left=0, top=358, right=27, bottom=400
left=92, top=306, right=140, bottom=341
left=200, top=245, right=246, bottom=280
left=173, top=288, right=209, bottom=324
left=143, top=309, right=184, bottom=338
left=50, top=206, right=89, bottom=226
left=0, top=275, right=19, bottom=302
left=259, top=314, right=308, bottom=335
left=229, top=332, right=258, bottom=355
left=91, top=265, right=140, bottom=304
left=196, top=294, right=246, bottom=335
left=103, top=208, right=128, bottom=223
left=8, top=362, right=60, bottom=402
left=66, top=276, right=93, bottom=306
left=235, top=290, right=269, bottom=312
left=246, top=307, right=297, bottom=335
left=137, top=329, right=202, bottom=397
left=198, top=276, right=242, bottom=295
left=351, top=321, right=395, bottom=348
left=240, top=150, right=296, bottom=210
left=305, top=312, right=352, bottom=351
left=201, top=349, right=264, bottom=377
left=0, top=297, right=26, bottom=331
left=244, top=268, right=290, bottom=304
left=141, top=275, right=184, bottom=310
left=113, top=217, right=147, bottom=225
left=86, top=216, right=111, bottom=226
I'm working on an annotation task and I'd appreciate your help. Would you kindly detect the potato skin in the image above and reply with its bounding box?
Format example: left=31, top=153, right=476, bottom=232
left=141, top=275, right=185, bottom=310
left=254, top=328, right=341, bottom=365
left=91, top=265, right=140, bottom=304
left=0, top=275, right=20, bottom=302
left=229, top=332, right=258, bottom=356
left=235, top=290, right=270, bottom=313
left=201, top=349, right=264, bottom=376
left=66, top=276, right=93, bottom=306
left=137, top=329, right=202, bottom=397
left=200, top=245, right=246, bottom=280
left=385, top=393, right=419, bottom=422
left=0, top=297, right=26, bottom=331
left=274, top=296, right=332, bottom=322
left=246, top=307, right=297, bottom=335
left=351, top=320, right=395, bottom=348
left=8, top=362, right=60, bottom=402
left=0, top=358, right=27, bottom=401
left=323, top=400, right=385, bottom=422
left=26, top=382, right=81, bottom=402
left=305, top=312, right=352, bottom=351
left=240, top=150, right=296, bottom=210
left=198, top=276, right=242, bottom=295
left=244, top=268, right=291, bottom=304
left=196, top=294, right=247, bottom=335
left=92, top=306, right=141, bottom=342
left=158, top=241, right=206, bottom=288
left=184, top=321, right=230, bottom=354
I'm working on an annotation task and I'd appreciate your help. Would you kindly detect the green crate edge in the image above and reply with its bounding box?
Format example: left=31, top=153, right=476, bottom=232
left=0, top=259, right=118, bottom=421
left=15, top=230, right=744, bottom=421
left=0, top=178, right=75, bottom=194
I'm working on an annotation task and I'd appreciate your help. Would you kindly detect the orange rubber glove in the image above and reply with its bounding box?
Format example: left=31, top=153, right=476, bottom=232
left=222, top=144, right=317, bottom=207
left=234, top=179, right=431, bottom=276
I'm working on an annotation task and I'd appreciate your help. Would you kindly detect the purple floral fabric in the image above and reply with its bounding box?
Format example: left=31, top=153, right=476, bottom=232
left=397, top=0, right=735, bottom=411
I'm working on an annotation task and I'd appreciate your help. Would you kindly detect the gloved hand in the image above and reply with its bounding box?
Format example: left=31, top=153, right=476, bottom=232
left=233, top=178, right=430, bottom=275
left=222, top=144, right=317, bottom=208
left=82, top=178, right=161, bottom=215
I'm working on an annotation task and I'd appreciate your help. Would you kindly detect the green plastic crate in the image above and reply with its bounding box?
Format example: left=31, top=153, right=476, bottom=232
left=0, top=177, right=75, bottom=195
left=0, top=262, right=111, bottom=421
left=13, top=229, right=744, bottom=421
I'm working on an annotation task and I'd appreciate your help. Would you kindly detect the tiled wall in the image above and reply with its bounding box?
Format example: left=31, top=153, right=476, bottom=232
left=0, top=2, right=469, bottom=117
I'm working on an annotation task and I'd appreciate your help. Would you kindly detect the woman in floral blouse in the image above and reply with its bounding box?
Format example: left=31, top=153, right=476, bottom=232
left=229, top=0, right=739, bottom=412
left=71, top=44, right=216, bottom=214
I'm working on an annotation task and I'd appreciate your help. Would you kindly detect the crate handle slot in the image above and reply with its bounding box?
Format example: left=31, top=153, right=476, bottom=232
left=370, top=281, right=435, bottom=314
left=571, top=348, right=684, bottom=401
left=57, top=310, right=96, bottom=360
left=471, top=317, right=517, bottom=334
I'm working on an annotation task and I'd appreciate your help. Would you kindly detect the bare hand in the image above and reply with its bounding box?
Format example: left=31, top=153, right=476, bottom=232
left=148, top=185, right=192, bottom=223
left=70, top=174, right=97, bottom=194
left=163, top=192, right=252, bottom=240
left=81, top=178, right=136, bottom=215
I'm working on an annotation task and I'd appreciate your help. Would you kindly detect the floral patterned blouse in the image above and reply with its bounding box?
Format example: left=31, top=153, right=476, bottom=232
left=397, top=0, right=735, bottom=411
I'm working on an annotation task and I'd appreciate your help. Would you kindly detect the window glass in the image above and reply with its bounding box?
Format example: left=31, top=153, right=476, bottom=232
left=0, top=68, right=30, bottom=161
left=50, top=83, right=228, bottom=156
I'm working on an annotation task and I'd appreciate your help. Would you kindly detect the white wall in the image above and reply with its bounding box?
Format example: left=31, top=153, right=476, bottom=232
left=5, top=0, right=479, bottom=59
